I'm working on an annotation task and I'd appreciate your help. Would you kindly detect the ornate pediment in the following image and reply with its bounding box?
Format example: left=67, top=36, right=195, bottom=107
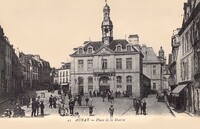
left=96, top=46, right=113, bottom=55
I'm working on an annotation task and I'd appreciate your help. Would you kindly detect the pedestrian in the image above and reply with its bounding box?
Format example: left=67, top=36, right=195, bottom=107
left=68, top=98, right=74, bottom=115
left=40, top=101, right=45, bottom=116
left=36, top=98, right=40, bottom=116
left=93, top=90, right=96, bottom=97
left=53, top=96, right=57, bottom=108
left=89, top=105, right=94, bottom=116
left=31, top=100, right=37, bottom=117
left=142, top=100, right=147, bottom=115
left=108, top=105, right=114, bottom=118
left=49, top=95, right=53, bottom=108
left=85, top=96, right=89, bottom=106
left=135, top=100, right=139, bottom=115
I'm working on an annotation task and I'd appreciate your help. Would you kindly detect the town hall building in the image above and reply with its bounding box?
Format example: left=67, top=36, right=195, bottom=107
left=70, top=2, right=149, bottom=97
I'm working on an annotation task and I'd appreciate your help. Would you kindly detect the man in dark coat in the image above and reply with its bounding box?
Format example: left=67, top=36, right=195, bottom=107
left=68, top=98, right=74, bottom=115
left=142, top=100, right=147, bottom=115
left=109, top=105, right=114, bottom=118
left=89, top=105, right=94, bottom=116
left=49, top=95, right=53, bottom=108
left=40, top=101, right=45, bottom=116
left=53, top=96, right=57, bottom=108
left=85, top=96, right=89, bottom=106
left=31, top=100, right=37, bottom=117
left=135, top=100, right=140, bottom=115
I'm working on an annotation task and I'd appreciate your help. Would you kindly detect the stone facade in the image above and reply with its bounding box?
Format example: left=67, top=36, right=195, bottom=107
left=69, top=3, right=145, bottom=98
left=169, top=0, right=200, bottom=115
left=56, top=63, right=71, bottom=91
left=0, top=25, right=23, bottom=98
left=141, top=45, right=167, bottom=92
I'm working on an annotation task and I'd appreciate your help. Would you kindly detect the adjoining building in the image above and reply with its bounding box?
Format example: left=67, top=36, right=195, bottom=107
left=169, top=0, right=200, bottom=115
left=69, top=2, right=150, bottom=98
left=0, top=25, right=23, bottom=99
left=141, top=44, right=168, bottom=93
left=54, top=63, right=71, bottom=93
left=19, top=53, right=51, bottom=91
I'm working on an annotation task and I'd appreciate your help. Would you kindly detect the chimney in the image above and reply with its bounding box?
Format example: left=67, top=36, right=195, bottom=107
left=128, top=34, right=139, bottom=45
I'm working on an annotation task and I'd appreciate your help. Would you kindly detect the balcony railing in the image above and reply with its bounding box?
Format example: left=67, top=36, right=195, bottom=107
left=93, top=68, right=115, bottom=74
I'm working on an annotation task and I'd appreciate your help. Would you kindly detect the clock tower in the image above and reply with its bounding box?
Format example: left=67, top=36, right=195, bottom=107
left=101, top=2, right=113, bottom=45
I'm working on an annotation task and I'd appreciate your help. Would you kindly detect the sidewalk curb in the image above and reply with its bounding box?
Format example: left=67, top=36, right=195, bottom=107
left=165, top=101, right=176, bottom=117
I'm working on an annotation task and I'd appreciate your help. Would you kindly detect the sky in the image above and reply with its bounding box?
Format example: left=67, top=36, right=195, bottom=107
left=0, top=0, right=186, bottom=68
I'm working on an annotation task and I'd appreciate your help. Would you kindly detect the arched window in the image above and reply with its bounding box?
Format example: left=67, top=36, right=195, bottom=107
left=126, top=76, right=132, bottom=83
left=88, top=47, right=93, bottom=54
left=127, top=45, right=131, bottom=51
left=79, top=48, right=83, bottom=54
left=116, top=76, right=122, bottom=83
left=88, top=76, right=93, bottom=84
left=88, top=76, right=93, bottom=90
left=116, top=46, right=122, bottom=52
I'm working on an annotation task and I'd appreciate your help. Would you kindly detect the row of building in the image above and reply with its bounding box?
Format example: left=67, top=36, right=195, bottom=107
left=0, top=25, right=23, bottom=99
left=168, top=0, right=200, bottom=115
left=54, top=2, right=170, bottom=98
left=0, top=25, right=52, bottom=101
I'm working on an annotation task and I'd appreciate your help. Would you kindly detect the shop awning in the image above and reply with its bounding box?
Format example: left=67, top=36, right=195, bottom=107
left=172, top=84, right=188, bottom=94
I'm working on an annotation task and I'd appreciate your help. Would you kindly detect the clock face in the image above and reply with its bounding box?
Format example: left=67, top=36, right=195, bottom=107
left=104, top=39, right=109, bottom=44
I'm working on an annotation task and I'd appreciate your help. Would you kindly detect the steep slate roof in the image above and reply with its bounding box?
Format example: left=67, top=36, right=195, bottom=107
left=108, top=39, right=129, bottom=50
left=83, top=41, right=103, bottom=51
left=70, top=39, right=139, bottom=56
left=141, top=46, right=160, bottom=61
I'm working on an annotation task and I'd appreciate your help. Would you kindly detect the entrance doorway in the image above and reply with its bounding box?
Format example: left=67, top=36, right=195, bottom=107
left=99, top=76, right=110, bottom=94
left=126, top=85, right=132, bottom=96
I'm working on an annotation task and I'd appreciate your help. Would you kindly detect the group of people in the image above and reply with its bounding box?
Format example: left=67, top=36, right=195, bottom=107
left=49, top=95, right=58, bottom=108
left=133, top=98, right=147, bottom=115
left=101, top=90, right=115, bottom=103
left=31, top=97, right=45, bottom=117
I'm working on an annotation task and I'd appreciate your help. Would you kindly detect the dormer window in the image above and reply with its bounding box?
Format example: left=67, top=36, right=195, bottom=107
left=88, top=47, right=93, bottom=54
left=79, top=48, right=83, bottom=54
left=116, top=45, right=122, bottom=52
left=127, top=45, right=131, bottom=52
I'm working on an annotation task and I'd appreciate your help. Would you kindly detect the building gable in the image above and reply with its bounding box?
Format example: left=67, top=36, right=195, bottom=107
left=95, top=46, right=114, bottom=55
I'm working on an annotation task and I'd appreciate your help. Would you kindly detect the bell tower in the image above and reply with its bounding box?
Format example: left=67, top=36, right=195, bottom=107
left=101, top=1, right=113, bottom=45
